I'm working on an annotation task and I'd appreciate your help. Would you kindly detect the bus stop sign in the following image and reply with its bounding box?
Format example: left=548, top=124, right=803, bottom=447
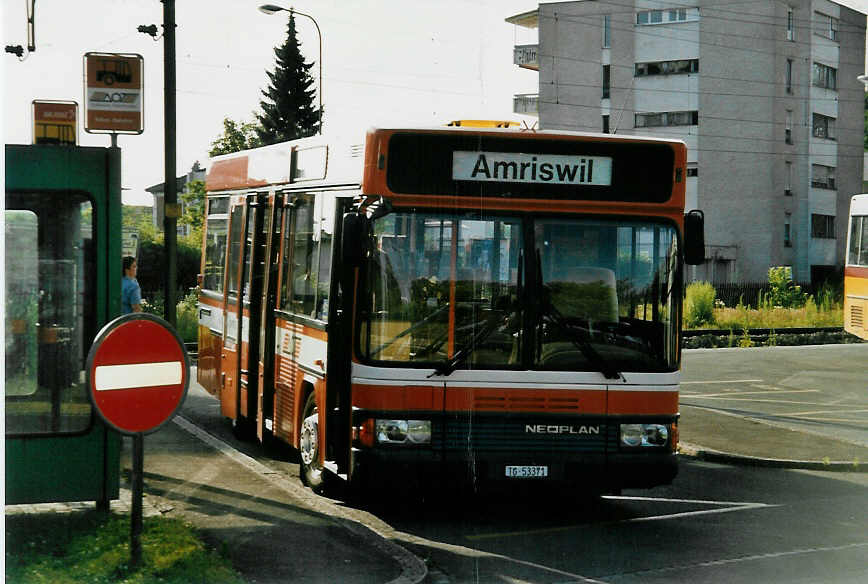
left=87, top=313, right=190, bottom=435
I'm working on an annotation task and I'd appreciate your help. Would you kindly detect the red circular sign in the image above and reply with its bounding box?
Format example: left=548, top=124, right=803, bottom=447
left=87, top=313, right=190, bottom=435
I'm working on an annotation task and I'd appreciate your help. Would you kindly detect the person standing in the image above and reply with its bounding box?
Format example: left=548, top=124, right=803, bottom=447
left=122, top=256, right=143, bottom=314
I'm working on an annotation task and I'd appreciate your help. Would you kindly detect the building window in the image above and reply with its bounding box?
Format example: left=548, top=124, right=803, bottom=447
left=603, top=14, right=611, bottom=48
left=635, top=59, right=699, bottom=77
left=812, top=62, right=837, bottom=90
left=811, top=164, right=836, bottom=189
left=815, top=12, right=839, bottom=41
left=635, top=110, right=698, bottom=128
left=637, top=7, right=698, bottom=25
left=602, top=114, right=610, bottom=134
left=812, top=113, right=836, bottom=140
left=786, top=59, right=793, bottom=93
left=811, top=213, right=836, bottom=239
left=602, top=65, right=610, bottom=99
left=785, top=161, right=793, bottom=195
left=686, top=166, right=698, bottom=177
left=785, top=213, right=792, bottom=247
left=785, top=110, right=793, bottom=144
left=787, top=8, right=795, bottom=41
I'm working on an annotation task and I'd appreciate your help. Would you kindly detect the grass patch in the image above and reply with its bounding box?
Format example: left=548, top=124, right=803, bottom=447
left=5, top=511, right=243, bottom=584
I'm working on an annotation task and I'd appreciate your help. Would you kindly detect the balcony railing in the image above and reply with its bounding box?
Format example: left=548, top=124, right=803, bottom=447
left=513, top=44, right=539, bottom=70
left=513, top=93, right=539, bottom=115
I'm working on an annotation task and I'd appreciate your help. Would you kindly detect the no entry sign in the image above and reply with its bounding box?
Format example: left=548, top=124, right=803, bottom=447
left=87, top=313, right=190, bottom=435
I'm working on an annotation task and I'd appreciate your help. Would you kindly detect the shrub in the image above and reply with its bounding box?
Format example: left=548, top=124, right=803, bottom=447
left=766, top=266, right=807, bottom=308
left=684, top=281, right=716, bottom=328
left=176, top=289, right=199, bottom=343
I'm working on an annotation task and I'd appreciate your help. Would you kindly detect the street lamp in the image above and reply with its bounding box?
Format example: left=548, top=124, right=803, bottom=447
left=259, top=4, right=322, bottom=134
left=858, top=74, right=868, bottom=86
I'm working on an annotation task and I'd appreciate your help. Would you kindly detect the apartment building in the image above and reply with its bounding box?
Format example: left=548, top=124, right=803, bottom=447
left=507, top=1, right=866, bottom=284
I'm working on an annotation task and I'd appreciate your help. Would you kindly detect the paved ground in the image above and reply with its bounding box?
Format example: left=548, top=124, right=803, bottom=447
left=7, top=343, right=867, bottom=584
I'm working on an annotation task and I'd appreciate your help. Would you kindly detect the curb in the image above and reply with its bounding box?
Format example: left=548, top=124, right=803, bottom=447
left=172, top=416, right=428, bottom=584
left=678, top=442, right=868, bottom=473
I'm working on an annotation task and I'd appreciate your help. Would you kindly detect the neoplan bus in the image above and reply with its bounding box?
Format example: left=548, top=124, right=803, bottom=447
left=197, top=126, right=705, bottom=494
left=845, top=194, right=868, bottom=340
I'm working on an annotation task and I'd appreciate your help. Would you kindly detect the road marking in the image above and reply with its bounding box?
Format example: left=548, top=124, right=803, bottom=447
left=465, top=497, right=776, bottom=541
left=682, top=389, right=819, bottom=398
left=612, top=541, right=868, bottom=579
left=783, top=408, right=868, bottom=417
left=94, top=361, right=182, bottom=391
left=681, top=396, right=844, bottom=406
left=681, top=379, right=763, bottom=385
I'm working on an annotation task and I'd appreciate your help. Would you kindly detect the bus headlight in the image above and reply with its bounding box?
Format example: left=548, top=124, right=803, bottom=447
left=375, top=419, right=432, bottom=444
left=620, top=423, right=669, bottom=448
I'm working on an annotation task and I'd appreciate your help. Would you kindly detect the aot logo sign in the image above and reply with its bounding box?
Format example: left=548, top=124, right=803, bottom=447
left=453, top=151, right=612, bottom=186
left=84, top=52, right=144, bottom=134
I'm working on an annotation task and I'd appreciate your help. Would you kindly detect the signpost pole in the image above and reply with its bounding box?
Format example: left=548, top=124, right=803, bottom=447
left=130, top=433, right=144, bottom=567
left=163, top=0, right=178, bottom=327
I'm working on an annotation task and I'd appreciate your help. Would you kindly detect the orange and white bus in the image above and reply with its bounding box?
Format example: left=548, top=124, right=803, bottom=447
left=197, top=126, right=705, bottom=494
left=845, top=194, right=868, bottom=340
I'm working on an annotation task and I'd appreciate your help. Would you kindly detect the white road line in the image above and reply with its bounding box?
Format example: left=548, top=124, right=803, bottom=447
left=95, top=361, right=182, bottom=391
left=682, top=389, right=819, bottom=398
left=466, top=497, right=776, bottom=541
left=681, top=379, right=763, bottom=385
left=680, top=396, right=845, bottom=406
left=613, top=541, right=868, bottom=579
left=783, top=408, right=868, bottom=417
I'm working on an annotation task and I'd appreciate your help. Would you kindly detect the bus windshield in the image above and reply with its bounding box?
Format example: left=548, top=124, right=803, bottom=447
left=359, top=211, right=680, bottom=373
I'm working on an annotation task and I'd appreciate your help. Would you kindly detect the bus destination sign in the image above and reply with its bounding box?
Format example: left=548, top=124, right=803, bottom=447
left=453, top=151, right=612, bottom=186
left=386, top=133, right=676, bottom=203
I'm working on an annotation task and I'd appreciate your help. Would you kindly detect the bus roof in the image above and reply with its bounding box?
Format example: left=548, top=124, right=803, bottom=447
left=852, top=194, right=868, bottom=216
left=205, top=125, right=687, bottom=199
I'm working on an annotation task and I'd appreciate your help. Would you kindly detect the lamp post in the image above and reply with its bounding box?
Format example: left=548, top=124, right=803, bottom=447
left=259, top=4, right=322, bottom=134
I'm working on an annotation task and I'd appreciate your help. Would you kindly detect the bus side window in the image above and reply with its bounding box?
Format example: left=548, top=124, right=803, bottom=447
left=314, top=194, right=336, bottom=321
left=203, top=197, right=229, bottom=292
left=226, top=205, right=245, bottom=297
left=291, top=194, right=316, bottom=316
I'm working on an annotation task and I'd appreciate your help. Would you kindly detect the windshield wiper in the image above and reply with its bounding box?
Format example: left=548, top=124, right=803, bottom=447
left=535, top=249, right=623, bottom=381
left=430, top=308, right=511, bottom=377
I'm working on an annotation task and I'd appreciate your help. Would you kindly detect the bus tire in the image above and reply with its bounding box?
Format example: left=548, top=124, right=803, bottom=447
left=299, top=392, right=325, bottom=492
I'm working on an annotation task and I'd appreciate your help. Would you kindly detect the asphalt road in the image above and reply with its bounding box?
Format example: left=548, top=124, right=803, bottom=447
left=681, top=344, right=868, bottom=449
left=175, top=344, right=868, bottom=584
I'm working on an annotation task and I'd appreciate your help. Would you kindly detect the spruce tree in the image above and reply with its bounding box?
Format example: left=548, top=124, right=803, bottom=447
left=256, top=14, right=321, bottom=145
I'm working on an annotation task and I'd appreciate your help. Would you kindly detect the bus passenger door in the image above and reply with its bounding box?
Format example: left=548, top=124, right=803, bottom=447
left=256, top=194, right=283, bottom=442
left=220, top=194, right=265, bottom=426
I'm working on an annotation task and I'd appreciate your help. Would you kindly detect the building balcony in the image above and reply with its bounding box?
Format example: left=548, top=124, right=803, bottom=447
left=513, top=93, right=539, bottom=116
left=513, top=44, right=539, bottom=70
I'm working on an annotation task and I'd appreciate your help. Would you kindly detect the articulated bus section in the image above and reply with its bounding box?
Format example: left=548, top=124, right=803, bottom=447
left=197, top=127, right=704, bottom=494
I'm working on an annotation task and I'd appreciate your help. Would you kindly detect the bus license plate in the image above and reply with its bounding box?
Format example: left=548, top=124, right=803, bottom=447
left=505, top=465, right=548, bottom=478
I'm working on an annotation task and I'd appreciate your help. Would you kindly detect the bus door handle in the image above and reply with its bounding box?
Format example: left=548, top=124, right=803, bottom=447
left=199, top=307, right=212, bottom=319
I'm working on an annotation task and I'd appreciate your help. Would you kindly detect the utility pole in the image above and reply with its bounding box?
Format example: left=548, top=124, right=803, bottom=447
left=163, top=0, right=177, bottom=326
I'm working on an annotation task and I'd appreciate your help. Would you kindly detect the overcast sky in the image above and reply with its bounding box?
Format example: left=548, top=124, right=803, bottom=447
left=3, top=1, right=866, bottom=206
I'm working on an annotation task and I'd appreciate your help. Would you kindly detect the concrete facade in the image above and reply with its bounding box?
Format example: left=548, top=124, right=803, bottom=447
left=515, top=0, right=865, bottom=283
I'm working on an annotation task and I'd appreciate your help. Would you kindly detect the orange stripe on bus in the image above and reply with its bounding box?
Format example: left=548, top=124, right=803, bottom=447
left=609, top=390, right=679, bottom=415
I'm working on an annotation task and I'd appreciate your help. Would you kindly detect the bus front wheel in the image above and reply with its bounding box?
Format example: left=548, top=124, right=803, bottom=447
left=299, top=392, right=324, bottom=491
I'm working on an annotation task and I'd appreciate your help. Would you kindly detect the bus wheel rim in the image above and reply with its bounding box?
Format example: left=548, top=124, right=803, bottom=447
left=300, top=414, right=317, bottom=466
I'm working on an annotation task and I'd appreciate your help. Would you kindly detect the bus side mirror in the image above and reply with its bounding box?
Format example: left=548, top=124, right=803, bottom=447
left=684, top=210, right=705, bottom=265
left=341, top=212, right=368, bottom=268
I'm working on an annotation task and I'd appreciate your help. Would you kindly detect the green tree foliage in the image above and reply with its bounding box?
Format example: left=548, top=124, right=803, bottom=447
left=256, top=13, right=321, bottom=145
left=180, top=179, right=206, bottom=236
left=209, top=117, right=263, bottom=156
